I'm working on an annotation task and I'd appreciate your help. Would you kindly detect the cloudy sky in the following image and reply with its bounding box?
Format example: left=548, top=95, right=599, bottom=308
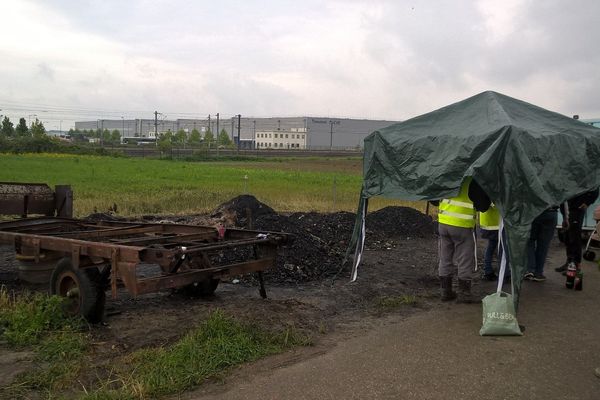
left=1, top=0, right=599, bottom=130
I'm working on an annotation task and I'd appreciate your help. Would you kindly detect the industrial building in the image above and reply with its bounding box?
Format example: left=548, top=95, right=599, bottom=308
left=75, top=116, right=398, bottom=149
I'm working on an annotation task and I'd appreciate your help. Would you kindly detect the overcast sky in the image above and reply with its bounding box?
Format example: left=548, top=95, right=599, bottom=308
left=1, top=0, right=599, bottom=130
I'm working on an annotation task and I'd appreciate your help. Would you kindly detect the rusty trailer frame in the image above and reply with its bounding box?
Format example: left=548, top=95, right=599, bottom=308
left=0, top=217, right=291, bottom=321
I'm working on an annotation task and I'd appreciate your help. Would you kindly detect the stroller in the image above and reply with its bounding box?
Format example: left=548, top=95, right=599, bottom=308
left=583, top=205, right=600, bottom=262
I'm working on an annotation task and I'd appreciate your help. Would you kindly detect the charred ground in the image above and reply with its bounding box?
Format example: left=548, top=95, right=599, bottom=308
left=0, top=195, right=447, bottom=395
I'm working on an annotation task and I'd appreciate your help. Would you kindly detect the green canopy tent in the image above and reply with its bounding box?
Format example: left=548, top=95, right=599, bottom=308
left=348, top=91, right=600, bottom=308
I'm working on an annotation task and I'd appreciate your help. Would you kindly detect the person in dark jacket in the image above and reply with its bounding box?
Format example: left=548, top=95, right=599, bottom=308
left=525, top=206, right=558, bottom=281
left=555, top=188, right=599, bottom=272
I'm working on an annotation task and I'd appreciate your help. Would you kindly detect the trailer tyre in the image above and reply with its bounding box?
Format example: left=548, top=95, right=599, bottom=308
left=50, top=258, right=105, bottom=323
left=182, top=278, right=220, bottom=297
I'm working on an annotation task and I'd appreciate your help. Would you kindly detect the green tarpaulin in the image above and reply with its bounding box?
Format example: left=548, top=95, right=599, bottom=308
left=349, top=90, right=600, bottom=308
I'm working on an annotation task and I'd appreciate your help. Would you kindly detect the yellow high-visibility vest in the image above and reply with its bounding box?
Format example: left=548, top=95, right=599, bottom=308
left=438, top=178, right=476, bottom=228
left=479, top=204, right=500, bottom=231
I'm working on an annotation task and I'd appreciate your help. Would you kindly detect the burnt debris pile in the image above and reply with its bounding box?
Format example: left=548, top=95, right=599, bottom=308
left=211, top=195, right=277, bottom=227
left=218, top=196, right=435, bottom=284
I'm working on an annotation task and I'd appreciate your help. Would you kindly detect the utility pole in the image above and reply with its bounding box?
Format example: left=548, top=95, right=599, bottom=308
left=154, top=111, right=158, bottom=146
left=237, top=114, right=241, bottom=152
left=207, top=114, right=211, bottom=150
left=231, top=118, right=234, bottom=143
left=253, top=120, right=256, bottom=149
left=216, top=113, right=220, bottom=157
left=329, top=120, right=334, bottom=151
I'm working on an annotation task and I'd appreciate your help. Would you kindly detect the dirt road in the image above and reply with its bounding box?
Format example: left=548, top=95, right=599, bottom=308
left=186, top=242, right=600, bottom=400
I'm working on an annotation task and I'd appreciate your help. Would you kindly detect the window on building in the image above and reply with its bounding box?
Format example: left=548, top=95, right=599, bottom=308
left=302, top=135, right=305, bottom=139
left=285, top=134, right=288, bottom=138
left=274, top=133, right=278, bottom=138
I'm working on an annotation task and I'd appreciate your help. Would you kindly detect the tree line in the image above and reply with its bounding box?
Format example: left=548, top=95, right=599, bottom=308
left=0, top=115, right=235, bottom=154
left=0, top=116, right=60, bottom=153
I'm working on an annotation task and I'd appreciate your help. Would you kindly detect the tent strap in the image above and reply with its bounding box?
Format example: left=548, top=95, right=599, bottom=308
left=343, top=190, right=369, bottom=281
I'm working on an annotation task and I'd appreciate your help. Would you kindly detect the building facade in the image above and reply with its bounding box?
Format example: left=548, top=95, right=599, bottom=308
left=75, top=116, right=399, bottom=149
left=255, top=128, right=307, bottom=149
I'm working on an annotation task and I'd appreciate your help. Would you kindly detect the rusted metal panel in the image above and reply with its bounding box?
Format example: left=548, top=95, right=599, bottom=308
left=134, top=258, right=275, bottom=295
left=0, top=182, right=72, bottom=217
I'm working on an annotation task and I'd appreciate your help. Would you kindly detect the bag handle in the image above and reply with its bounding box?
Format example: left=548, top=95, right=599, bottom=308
left=496, top=218, right=509, bottom=294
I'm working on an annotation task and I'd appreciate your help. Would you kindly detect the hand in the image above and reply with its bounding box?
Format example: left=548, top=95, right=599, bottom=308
left=562, top=220, right=569, bottom=229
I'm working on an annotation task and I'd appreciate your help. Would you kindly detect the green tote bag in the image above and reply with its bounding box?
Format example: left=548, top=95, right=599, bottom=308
left=479, top=291, right=522, bottom=336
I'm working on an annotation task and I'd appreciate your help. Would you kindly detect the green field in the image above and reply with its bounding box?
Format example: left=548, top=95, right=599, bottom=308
left=0, top=153, right=423, bottom=217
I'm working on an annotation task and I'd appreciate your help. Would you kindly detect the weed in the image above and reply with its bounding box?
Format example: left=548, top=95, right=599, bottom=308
left=375, top=294, right=418, bottom=310
left=0, top=289, right=90, bottom=396
left=0, top=288, right=81, bottom=346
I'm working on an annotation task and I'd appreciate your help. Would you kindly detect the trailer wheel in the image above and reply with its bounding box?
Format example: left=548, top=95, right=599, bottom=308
left=50, top=258, right=105, bottom=323
left=583, top=250, right=596, bottom=261
left=182, top=278, right=220, bottom=297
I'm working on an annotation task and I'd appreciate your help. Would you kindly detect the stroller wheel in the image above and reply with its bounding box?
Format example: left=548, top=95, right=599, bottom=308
left=583, top=250, right=596, bottom=261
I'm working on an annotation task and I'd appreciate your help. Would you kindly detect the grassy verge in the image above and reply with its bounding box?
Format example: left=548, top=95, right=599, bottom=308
left=83, top=311, right=310, bottom=399
left=0, top=289, right=311, bottom=399
left=0, top=287, right=89, bottom=398
left=83, top=311, right=310, bottom=400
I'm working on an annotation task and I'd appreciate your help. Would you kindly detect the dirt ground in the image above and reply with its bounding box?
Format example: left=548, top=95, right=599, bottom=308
left=0, top=196, right=504, bottom=395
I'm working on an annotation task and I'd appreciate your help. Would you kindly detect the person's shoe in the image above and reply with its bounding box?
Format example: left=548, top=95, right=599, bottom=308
left=555, top=263, right=568, bottom=273
left=440, top=276, right=456, bottom=302
left=456, top=279, right=476, bottom=303
left=532, top=274, right=547, bottom=282
left=482, top=272, right=498, bottom=281
left=524, top=272, right=534, bottom=280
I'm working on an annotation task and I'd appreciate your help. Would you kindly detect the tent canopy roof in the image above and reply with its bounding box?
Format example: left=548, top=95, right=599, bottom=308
left=362, top=90, right=600, bottom=226
left=354, top=91, right=600, bottom=304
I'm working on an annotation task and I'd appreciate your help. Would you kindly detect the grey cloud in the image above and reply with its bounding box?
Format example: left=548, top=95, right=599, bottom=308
left=37, top=63, right=55, bottom=81
left=203, top=76, right=302, bottom=116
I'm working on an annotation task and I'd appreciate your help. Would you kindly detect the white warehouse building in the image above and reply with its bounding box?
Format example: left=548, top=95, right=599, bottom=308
left=75, top=116, right=399, bottom=150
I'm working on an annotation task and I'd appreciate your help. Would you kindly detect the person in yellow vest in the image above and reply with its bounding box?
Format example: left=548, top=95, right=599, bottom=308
left=479, top=204, right=501, bottom=281
left=437, top=177, right=489, bottom=303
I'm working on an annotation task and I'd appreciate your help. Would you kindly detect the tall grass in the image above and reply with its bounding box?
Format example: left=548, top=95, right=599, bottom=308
left=0, top=287, right=80, bottom=346
left=0, top=287, right=89, bottom=396
left=0, top=153, right=424, bottom=216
